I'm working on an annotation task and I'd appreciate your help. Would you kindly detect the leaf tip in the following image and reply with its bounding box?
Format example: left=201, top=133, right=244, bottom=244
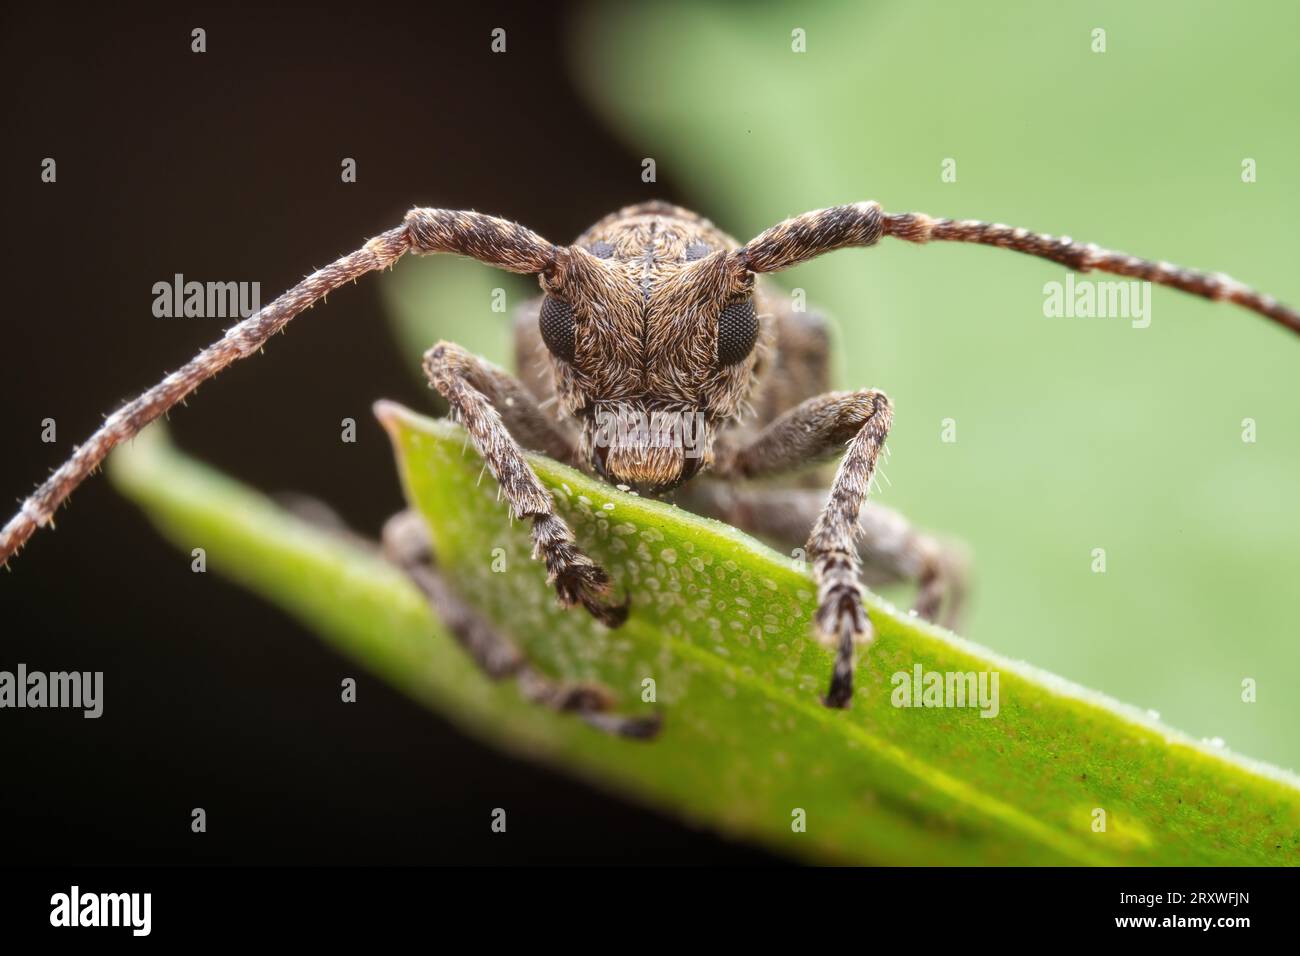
left=372, top=399, right=411, bottom=439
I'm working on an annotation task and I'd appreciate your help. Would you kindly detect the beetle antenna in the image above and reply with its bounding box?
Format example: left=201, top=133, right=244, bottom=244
left=739, top=202, right=1300, bottom=337
left=1, top=208, right=559, bottom=564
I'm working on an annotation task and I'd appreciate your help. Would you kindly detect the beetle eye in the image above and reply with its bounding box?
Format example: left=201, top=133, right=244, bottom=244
left=717, top=297, right=759, bottom=366
left=539, top=295, right=576, bottom=362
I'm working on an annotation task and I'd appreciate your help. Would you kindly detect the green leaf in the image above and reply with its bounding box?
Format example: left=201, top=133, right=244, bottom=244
left=109, top=410, right=1300, bottom=865
left=570, top=0, right=1300, bottom=775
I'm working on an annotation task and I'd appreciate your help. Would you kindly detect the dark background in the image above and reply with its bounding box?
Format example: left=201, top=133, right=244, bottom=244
left=0, top=3, right=774, bottom=864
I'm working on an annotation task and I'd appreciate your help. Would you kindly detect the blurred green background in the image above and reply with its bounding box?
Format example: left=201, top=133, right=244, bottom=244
left=386, top=0, right=1300, bottom=771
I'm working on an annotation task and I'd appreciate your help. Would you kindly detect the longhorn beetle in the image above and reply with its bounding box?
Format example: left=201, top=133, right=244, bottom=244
left=4, top=201, right=1297, bottom=733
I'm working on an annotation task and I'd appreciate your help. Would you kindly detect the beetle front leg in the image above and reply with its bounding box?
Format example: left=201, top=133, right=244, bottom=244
left=715, top=389, right=893, bottom=708
left=804, top=392, right=892, bottom=708
left=423, top=340, right=627, bottom=628
left=678, top=483, right=967, bottom=632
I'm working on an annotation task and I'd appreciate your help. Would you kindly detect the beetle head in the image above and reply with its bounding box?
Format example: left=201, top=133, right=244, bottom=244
left=536, top=203, right=767, bottom=494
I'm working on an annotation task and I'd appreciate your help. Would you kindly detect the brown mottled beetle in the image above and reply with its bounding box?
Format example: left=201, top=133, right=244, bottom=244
left=4, top=200, right=1297, bottom=735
